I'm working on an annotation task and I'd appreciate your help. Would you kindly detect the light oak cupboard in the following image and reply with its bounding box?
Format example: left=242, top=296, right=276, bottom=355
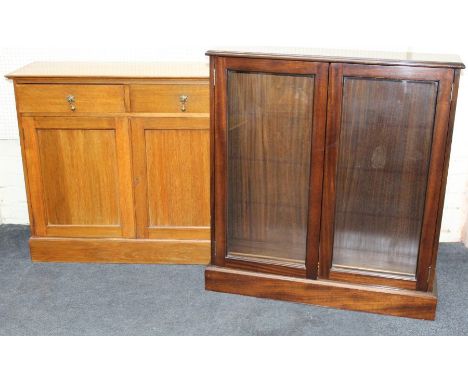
left=205, top=48, right=464, bottom=319
left=22, top=116, right=135, bottom=239
left=6, top=62, right=210, bottom=264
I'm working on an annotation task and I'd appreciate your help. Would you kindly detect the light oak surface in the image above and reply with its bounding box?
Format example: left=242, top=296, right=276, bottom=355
left=131, top=117, right=210, bottom=239
left=30, top=237, right=210, bottom=264
left=10, top=62, right=210, bottom=264
left=130, top=84, right=209, bottom=113
left=16, top=84, right=126, bottom=113
left=21, top=116, right=135, bottom=238
left=6, top=61, right=209, bottom=79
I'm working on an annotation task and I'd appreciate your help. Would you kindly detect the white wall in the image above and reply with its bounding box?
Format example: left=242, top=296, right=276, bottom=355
left=0, top=0, right=467, bottom=242
left=0, top=140, right=28, bottom=224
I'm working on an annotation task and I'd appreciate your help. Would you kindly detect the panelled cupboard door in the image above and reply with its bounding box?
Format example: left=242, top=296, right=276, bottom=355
left=131, top=118, right=210, bottom=240
left=213, top=57, right=328, bottom=278
left=21, top=116, right=135, bottom=238
left=320, top=64, right=453, bottom=291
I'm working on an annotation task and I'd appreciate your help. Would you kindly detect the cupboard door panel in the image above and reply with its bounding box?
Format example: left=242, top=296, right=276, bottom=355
left=22, top=117, right=135, bottom=238
left=214, top=57, right=328, bottom=277
left=37, top=129, right=120, bottom=225
left=321, top=64, right=453, bottom=289
left=132, top=118, right=210, bottom=240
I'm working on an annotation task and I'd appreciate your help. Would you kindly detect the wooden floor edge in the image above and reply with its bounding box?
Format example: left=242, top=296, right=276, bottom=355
left=29, top=236, right=210, bottom=264
left=205, top=266, right=438, bottom=320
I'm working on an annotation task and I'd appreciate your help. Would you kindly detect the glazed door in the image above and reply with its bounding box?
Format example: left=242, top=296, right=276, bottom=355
left=213, top=57, right=328, bottom=277
left=22, top=116, right=135, bottom=238
left=320, top=64, right=453, bottom=291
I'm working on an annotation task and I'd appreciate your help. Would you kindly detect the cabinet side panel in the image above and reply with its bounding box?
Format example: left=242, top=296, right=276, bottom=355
left=428, top=69, right=461, bottom=290
left=22, top=117, right=48, bottom=235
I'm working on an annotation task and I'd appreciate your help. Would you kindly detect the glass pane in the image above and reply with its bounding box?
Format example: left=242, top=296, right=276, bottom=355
left=332, top=77, right=438, bottom=276
left=227, top=71, right=315, bottom=264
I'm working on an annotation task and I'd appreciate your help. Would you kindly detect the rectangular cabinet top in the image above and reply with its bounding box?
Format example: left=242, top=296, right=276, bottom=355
left=206, top=47, right=464, bottom=69
left=6, top=62, right=209, bottom=79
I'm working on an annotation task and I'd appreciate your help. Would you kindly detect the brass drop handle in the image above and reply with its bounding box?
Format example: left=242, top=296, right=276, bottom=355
left=66, top=95, right=76, bottom=112
left=179, top=95, right=188, bottom=112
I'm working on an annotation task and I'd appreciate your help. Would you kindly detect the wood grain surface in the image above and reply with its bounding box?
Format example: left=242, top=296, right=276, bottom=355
left=11, top=63, right=212, bottom=264
left=16, top=84, right=125, bottom=113
left=206, top=47, right=464, bottom=69
left=30, top=236, right=210, bottom=264
left=205, top=266, right=438, bottom=320
left=6, top=61, right=209, bottom=79
left=130, top=83, right=209, bottom=113
left=131, top=117, right=210, bottom=240
left=22, top=116, right=135, bottom=238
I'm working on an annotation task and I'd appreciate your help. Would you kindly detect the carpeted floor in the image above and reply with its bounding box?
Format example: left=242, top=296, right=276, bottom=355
left=1, top=224, right=467, bottom=335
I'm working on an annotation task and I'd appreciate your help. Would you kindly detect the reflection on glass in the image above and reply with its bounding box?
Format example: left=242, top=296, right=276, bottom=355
left=332, top=78, right=438, bottom=276
left=227, top=71, right=315, bottom=264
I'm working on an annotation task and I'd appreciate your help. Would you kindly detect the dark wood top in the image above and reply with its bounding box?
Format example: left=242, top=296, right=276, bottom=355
left=206, top=47, right=465, bottom=69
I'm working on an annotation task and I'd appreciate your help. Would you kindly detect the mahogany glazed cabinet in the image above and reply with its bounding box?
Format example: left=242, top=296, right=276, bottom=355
left=205, top=48, right=465, bottom=319
left=6, top=62, right=211, bottom=264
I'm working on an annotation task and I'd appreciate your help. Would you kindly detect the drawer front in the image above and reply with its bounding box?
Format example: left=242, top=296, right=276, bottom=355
left=130, top=84, right=209, bottom=113
left=16, top=84, right=126, bottom=113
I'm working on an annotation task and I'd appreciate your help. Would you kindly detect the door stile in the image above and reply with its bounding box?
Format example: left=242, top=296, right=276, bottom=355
left=305, top=63, right=329, bottom=279
left=319, top=63, right=343, bottom=279
left=415, top=68, right=453, bottom=291
left=213, top=56, right=228, bottom=267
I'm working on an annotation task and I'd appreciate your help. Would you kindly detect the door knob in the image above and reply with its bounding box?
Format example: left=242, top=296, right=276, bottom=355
left=66, top=95, right=76, bottom=112
left=179, top=95, right=188, bottom=112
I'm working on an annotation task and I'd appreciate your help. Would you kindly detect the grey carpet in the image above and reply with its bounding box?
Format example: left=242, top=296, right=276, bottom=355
left=0, top=224, right=467, bottom=335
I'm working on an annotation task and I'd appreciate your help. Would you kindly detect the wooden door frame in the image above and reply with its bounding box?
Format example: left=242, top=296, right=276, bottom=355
left=211, top=56, right=329, bottom=278
left=320, top=63, right=454, bottom=291
left=21, top=116, right=135, bottom=238
left=130, top=116, right=210, bottom=240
